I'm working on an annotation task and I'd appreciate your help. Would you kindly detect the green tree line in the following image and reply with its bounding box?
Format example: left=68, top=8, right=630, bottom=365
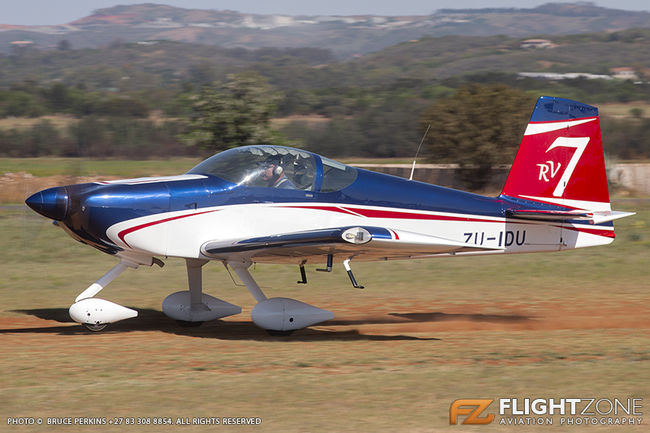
left=0, top=118, right=189, bottom=158
left=0, top=82, right=150, bottom=118
left=1, top=75, right=649, bottom=180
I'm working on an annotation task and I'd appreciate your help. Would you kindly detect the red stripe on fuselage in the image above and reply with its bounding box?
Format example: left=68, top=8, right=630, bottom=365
left=279, top=205, right=361, bottom=216
left=280, top=204, right=499, bottom=223
left=282, top=206, right=502, bottom=223
left=118, top=210, right=219, bottom=248
left=562, top=226, right=615, bottom=238
left=340, top=206, right=497, bottom=223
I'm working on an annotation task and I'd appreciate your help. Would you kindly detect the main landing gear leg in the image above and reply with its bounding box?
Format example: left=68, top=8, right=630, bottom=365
left=178, top=259, right=209, bottom=327
left=228, top=261, right=333, bottom=335
left=162, top=259, right=241, bottom=326
left=229, top=261, right=267, bottom=303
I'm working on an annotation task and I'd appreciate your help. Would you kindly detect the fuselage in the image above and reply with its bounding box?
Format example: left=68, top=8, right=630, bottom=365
left=25, top=145, right=614, bottom=264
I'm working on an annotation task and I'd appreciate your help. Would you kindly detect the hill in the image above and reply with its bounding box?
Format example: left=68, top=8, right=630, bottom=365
left=1, top=2, right=649, bottom=57
left=2, top=29, right=648, bottom=93
left=344, top=29, right=650, bottom=83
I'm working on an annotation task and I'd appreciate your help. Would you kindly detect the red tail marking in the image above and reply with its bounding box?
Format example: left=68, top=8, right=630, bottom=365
left=502, top=117, right=609, bottom=205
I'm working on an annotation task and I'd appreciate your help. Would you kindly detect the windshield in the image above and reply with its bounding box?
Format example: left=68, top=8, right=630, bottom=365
left=188, top=145, right=317, bottom=191
left=320, top=156, right=358, bottom=192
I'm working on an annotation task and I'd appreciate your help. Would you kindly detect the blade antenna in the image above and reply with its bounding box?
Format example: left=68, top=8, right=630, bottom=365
left=409, top=124, right=430, bottom=181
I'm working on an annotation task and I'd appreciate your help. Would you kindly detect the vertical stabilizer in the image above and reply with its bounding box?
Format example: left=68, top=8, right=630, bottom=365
left=501, top=96, right=610, bottom=211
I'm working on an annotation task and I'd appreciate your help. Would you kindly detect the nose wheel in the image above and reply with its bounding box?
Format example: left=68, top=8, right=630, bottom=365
left=83, top=323, right=108, bottom=332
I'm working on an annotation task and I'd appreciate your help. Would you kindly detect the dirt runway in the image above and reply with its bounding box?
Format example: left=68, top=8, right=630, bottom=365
left=2, top=298, right=649, bottom=339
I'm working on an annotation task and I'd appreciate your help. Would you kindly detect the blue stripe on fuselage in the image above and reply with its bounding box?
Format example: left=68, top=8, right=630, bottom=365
left=66, top=167, right=606, bottom=254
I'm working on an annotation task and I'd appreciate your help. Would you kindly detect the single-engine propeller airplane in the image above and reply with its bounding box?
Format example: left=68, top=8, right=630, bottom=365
left=26, top=96, right=634, bottom=334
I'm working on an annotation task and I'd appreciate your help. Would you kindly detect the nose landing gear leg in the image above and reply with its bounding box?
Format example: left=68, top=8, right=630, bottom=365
left=69, top=259, right=140, bottom=332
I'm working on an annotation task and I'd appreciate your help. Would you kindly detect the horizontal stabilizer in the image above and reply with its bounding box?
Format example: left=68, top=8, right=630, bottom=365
left=590, top=211, right=636, bottom=224
left=506, top=208, right=635, bottom=224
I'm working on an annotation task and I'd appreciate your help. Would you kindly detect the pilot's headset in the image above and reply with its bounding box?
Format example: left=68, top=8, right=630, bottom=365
left=268, top=156, right=284, bottom=176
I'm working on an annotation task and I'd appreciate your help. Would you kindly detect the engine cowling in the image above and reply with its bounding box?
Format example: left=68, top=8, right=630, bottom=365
left=251, top=297, right=334, bottom=332
left=69, top=298, right=138, bottom=325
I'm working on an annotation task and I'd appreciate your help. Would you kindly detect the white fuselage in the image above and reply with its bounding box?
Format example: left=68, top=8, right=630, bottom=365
left=106, top=202, right=613, bottom=263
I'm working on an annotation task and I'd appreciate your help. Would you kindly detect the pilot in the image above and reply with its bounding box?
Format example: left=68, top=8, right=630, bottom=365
left=262, top=156, right=296, bottom=189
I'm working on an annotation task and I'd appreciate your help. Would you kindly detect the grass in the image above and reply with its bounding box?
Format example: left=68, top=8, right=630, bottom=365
left=0, top=115, right=78, bottom=131
left=0, top=113, right=178, bottom=133
left=598, top=102, right=650, bottom=118
left=0, top=197, right=647, bottom=432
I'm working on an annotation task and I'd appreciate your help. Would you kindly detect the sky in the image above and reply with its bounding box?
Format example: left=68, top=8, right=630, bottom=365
left=2, top=0, right=649, bottom=25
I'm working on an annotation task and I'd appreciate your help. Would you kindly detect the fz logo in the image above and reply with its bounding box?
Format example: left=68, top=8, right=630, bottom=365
left=450, top=399, right=495, bottom=425
left=538, top=136, right=590, bottom=197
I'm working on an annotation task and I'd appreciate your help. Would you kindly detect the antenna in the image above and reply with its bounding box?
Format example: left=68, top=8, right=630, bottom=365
left=409, top=124, right=430, bottom=181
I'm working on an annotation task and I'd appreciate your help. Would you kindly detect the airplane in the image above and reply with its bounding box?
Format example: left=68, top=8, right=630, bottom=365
left=25, top=96, right=634, bottom=335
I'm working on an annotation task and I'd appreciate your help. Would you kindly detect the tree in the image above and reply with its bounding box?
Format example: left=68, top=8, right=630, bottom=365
left=184, top=73, right=285, bottom=153
left=43, top=83, right=71, bottom=112
left=57, top=40, right=71, bottom=51
left=420, top=84, right=535, bottom=189
left=0, top=90, right=44, bottom=117
left=188, top=62, right=218, bottom=86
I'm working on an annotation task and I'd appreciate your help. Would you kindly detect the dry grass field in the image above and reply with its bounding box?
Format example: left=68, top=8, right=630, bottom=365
left=598, top=102, right=650, bottom=119
left=0, top=115, right=78, bottom=132
left=0, top=195, right=647, bottom=432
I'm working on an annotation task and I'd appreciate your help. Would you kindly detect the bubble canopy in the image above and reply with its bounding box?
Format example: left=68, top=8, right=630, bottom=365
left=187, top=145, right=357, bottom=192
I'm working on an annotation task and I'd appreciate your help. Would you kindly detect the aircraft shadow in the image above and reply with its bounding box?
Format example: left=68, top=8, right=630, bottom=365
left=5, top=308, right=442, bottom=342
left=388, top=311, right=531, bottom=323
left=6, top=308, right=532, bottom=341
left=320, top=311, right=531, bottom=327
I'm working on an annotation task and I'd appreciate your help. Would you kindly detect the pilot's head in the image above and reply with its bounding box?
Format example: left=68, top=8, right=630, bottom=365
left=262, top=156, right=283, bottom=182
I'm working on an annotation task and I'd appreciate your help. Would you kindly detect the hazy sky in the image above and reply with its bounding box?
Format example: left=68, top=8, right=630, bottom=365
left=3, top=0, right=649, bottom=25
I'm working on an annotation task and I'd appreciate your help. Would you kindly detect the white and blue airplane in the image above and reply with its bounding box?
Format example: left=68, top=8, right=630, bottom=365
left=26, top=96, right=633, bottom=334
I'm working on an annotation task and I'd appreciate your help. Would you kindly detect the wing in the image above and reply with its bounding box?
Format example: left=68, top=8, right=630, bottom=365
left=201, top=226, right=502, bottom=263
